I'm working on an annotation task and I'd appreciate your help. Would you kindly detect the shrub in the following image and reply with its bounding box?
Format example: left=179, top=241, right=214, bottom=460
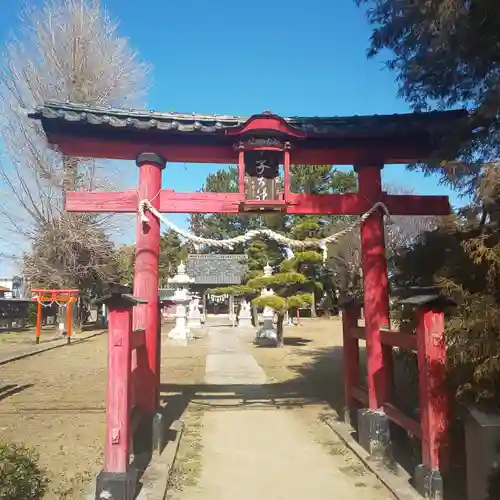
left=391, top=220, right=500, bottom=409
left=0, top=441, right=49, bottom=500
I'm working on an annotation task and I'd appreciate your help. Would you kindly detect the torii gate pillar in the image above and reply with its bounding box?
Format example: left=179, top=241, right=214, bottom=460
left=355, top=163, right=393, bottom=453
left=133, top=152, right=165, bottom=413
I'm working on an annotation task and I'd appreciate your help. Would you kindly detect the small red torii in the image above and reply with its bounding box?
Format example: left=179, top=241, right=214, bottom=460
left=30, top=101, right=466, bottom=499
left=31, top=288, right=79, bottom=344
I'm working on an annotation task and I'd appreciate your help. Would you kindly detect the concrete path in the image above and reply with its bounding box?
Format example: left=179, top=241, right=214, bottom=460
left=176, top=327, right=395, bottom=500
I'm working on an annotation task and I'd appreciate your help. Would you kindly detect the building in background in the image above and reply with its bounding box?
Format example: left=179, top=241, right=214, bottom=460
left=186, top=254, right=248, bottom=317
left=0, top=276, right=25, bottom=298
left=158, top=255, right=248, bottom=322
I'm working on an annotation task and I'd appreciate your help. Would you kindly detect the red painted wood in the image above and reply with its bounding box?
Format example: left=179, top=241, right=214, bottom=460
left=159, top=191, right=241, bottom=213
left=240, top=199, right=287, bottom=211
left=66, top=190, right=137, bottom=212
left=383, top=194, right=450, bottom=216
left=31, top=289, right=79, bottom=294
left=380, top=328, right=417, bottom=351
left=238, top=150, right=245, bottom=198
left=131, top=329, right=146, bottom=349
left=243, top=145, right=285, bottom=152
left=351, top=386, right=369, bottom=406
left=35, top=301, right=42, bottom=343
left=63, top=189, right=449, bottom=216
left=349, top=325, right=366, bottom=340
left=133, top=157, right=163, bottom=413
left=49, top=135, right=431, bottom=165
left=286, top=193, right=450, bottom=216
left=66, top=301, right=72, bottom=343
left=342, top=304, right=361, bottom=411
left=283, top=150, right=291, bottom=201
left=225, top=114, right=307, bottom=138
left=104, top=304, right=133, bottom=473
left=383, top=403, right=422, bottom=438
left=357, top=164, right=392, bottom=409
left=34, top=296, right=73, bottom=302
left=417, top=308, right=449, bottom=472
left=50, top=136, right=238, bottom=163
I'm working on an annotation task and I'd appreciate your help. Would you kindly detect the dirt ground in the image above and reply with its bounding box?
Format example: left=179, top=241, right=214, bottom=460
left=0, top=326, right=63, bottom=352
left=0, top=324, right=103, bottom=359
left=0, top=318, right=393, bottom=499
left=248, top=317, right=364, bottom=414
left=0, top=334, right=107, bottom=499
left=0, top=326, right=209, bottom=500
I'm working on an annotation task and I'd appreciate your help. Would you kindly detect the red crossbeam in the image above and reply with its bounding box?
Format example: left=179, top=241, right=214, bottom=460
left=383, top=402, right=422, bottom=438
left=349, top=325, right=366, bottom=340
left=66, top=190, right=450, bottom=216
left=380, top=328, right=417, bottom=351
left=65, top=191, right=138, bottom=212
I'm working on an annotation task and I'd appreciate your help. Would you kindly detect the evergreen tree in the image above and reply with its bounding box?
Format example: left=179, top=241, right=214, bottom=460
left=158, top=229, right=189, bottom=285
left=209, top=255, right=316, bottom=347
left=356, top=0, right=499, bottom=194
left=357, top=0, right=500, bottom=410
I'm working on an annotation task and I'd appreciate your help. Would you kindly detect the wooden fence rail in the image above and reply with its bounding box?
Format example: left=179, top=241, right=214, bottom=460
left=342, top=294, right=451, bottom=499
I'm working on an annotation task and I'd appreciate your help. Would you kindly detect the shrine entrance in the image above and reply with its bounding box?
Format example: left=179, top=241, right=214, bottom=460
left=186, top=253, right=248, bottom=321
left=205, top=293, right=230, bottom=316
left=30, top=102, right=464, bottom=499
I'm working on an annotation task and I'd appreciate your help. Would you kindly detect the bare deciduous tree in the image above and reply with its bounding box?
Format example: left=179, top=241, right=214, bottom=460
left=326, top=183, right=440, bottom=298
left=0, top=0, right=150, bottom=293
left=384, top=183, right=441, bottom=255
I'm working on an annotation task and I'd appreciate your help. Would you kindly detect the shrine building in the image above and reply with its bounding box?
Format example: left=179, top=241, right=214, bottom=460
left=159, top=254, right=247, bottom=318
left=186, top=254, right=247, bottom=316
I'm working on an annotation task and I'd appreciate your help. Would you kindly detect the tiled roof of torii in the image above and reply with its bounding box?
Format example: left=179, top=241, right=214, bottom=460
left=30, top=100, right=467, bottom=139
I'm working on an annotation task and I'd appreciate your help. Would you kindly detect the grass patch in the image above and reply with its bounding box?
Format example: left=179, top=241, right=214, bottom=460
left=166, top=405, right=204, bottom=498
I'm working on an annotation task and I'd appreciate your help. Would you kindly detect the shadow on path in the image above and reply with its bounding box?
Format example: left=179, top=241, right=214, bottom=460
left=158, top=344, right=356, bottom=437
left=0, top=384, right=33, bottom=402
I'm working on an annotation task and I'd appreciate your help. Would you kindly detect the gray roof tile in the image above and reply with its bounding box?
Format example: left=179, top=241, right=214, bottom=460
left=186, top=254, right=248, bottom=285
left=28, top=101, right=467, bottom=138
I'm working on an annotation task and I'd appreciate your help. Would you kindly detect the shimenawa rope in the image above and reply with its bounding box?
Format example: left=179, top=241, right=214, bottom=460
left=138, top=199, right=390, bottom=261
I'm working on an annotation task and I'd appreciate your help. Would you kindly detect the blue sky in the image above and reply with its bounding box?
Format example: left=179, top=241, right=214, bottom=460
left=0, top=0, right=464, bottom=275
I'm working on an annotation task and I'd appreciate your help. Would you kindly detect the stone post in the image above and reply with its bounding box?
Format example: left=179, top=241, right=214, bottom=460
left=187, top=294, right=202, bottom=329
left=238, top=299, right=253, bottom=328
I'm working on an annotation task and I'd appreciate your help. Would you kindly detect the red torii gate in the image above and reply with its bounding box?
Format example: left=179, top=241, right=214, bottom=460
left=30, top=101, right=465, bottom=499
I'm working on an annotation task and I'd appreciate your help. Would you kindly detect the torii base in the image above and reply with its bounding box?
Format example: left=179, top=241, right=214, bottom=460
left=413, top=465, right=444, bottom=500
left=95, top=468, right=137, bottom=500
left=357, top=408, right=391, bottom=458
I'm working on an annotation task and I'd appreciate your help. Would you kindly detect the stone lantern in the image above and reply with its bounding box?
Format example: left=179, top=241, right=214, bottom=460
left=256, top=262, right=278, bottom=344
left=167, top=262, right=195, bottom=342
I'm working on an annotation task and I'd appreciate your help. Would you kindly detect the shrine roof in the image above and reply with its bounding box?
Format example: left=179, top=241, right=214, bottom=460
left=186, top=254, right=248, bottom=285
left=30, top=101, right=467, bottom=139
